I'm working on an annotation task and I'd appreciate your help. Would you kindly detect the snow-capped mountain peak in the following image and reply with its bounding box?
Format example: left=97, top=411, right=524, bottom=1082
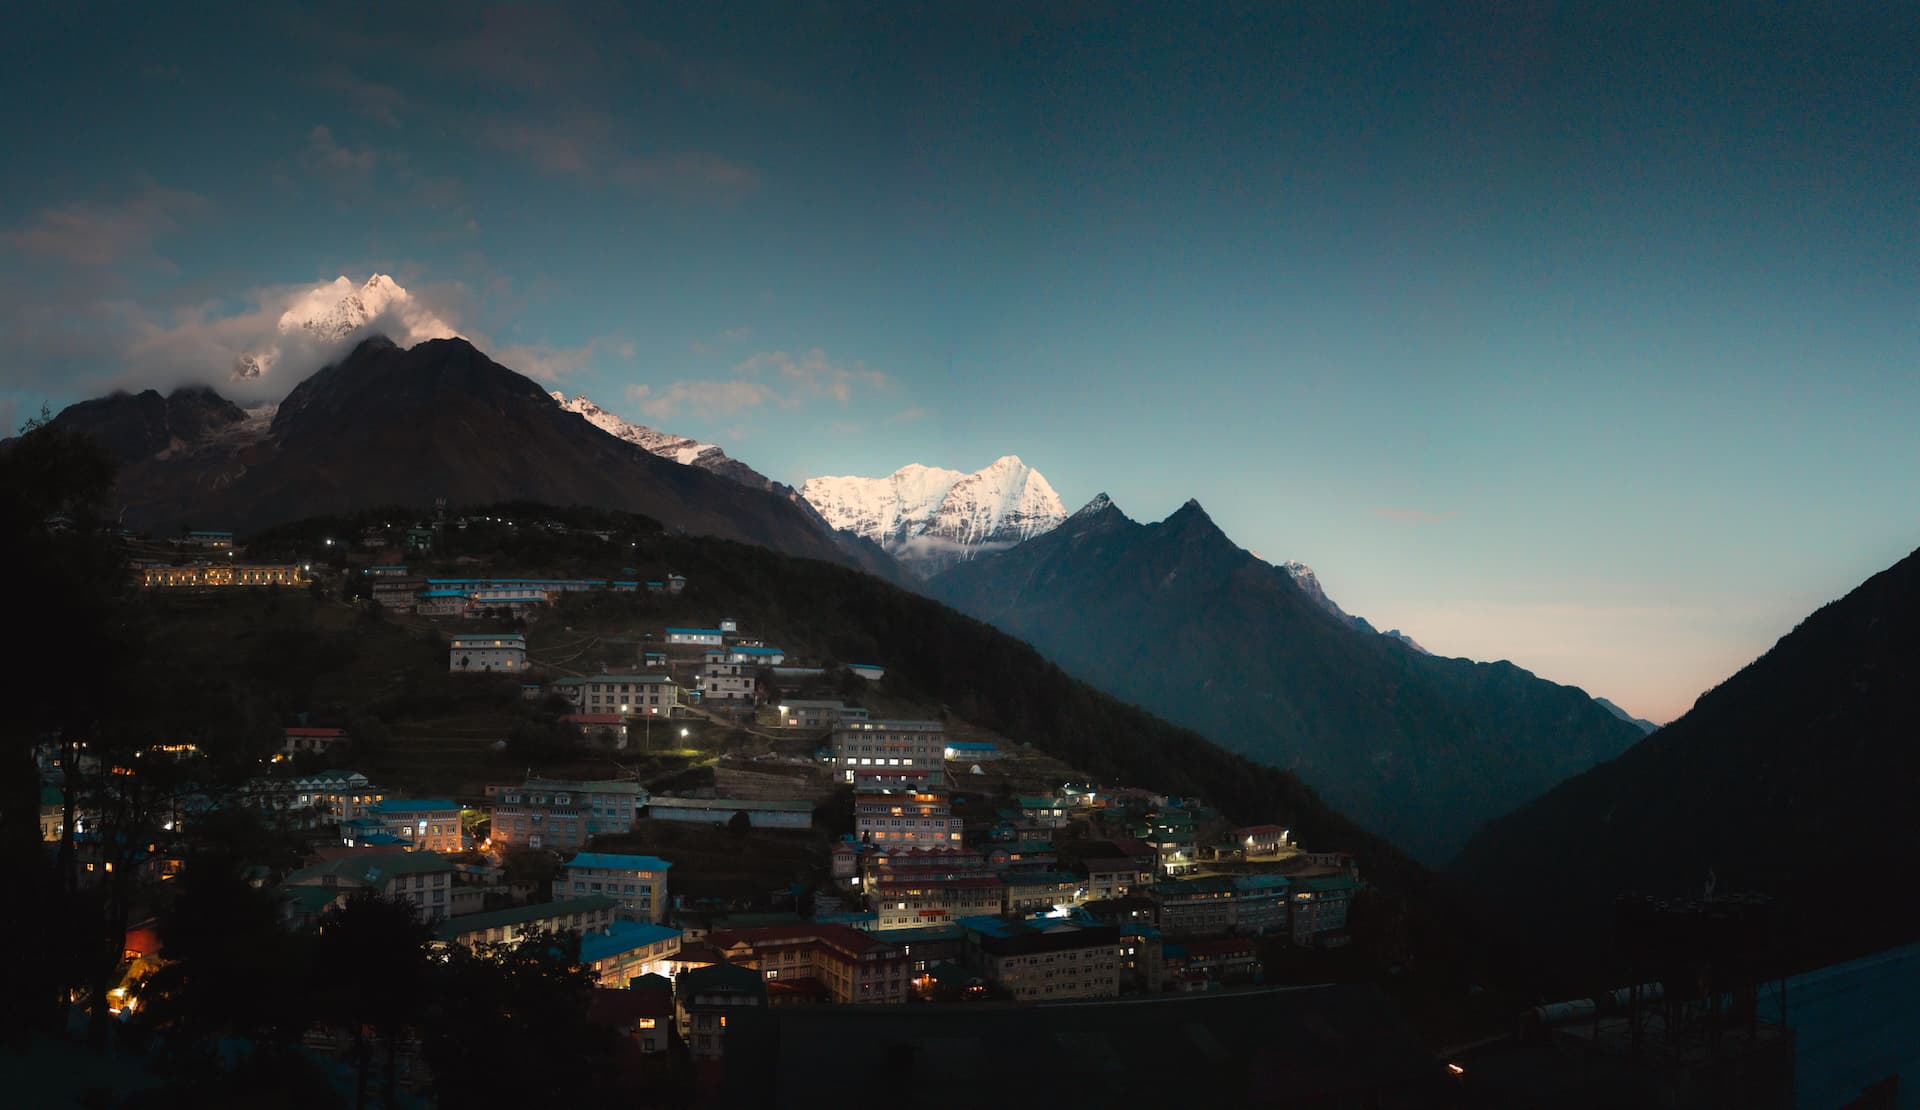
left=801, top=456, right=1067, bottom=578
left=231, top=274, right=457, bottom=381
left=549, top=391, right=779, bottom=492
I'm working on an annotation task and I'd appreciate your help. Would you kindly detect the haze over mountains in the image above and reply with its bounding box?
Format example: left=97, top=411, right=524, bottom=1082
left=925, top=493, right=1646, bottom=862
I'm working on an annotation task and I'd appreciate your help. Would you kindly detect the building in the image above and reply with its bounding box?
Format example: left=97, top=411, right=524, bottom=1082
left=39, top=786, right=63, bottom=841
left=488, top=778, right=648, bottom=850
left=854, top=790, right=963, bottom=848
left=871, top=876, right=1004, bottom=931
left=284, top=851, right=453, bottom=924
left=551, top=674, right=683, bottom=716
left=646, top=797, right=813, bottom=829
left=1174, top=936, right=1263, bottom=987
left=1291, top=874, right=1357, bottom=947
left=182, top=529, right=234, bottom=548
left=846, top=663, right=885, bottom=681
left=1017, top=796, right=1071, bottom=828
left=943, top=740, right=1000, bottom=762
left=561, top=713, right=628, bottom=745
left=1119, top=924, right=1165, bottom=993
left=676, top=961, right=767, bottom=1064
left=1147, top=873, right=1291, bottom=938
left=725, top=645, right=787, bottom=666
left=579, top=922, right=684, bottom=988
left=588, top=978, right=676, bottom=1055
left=1235, top=824, right=1291, bottom=856
left=709, top=923, right=913, bottom=1005
left=363, top=798, right=462, bottom=852
left=830, top=719, right=945, bottom=788
left=1142, top=808, right=1199, bottom=876
left=1080, top=857, right=1150, bottom=901
left=665, top=627, right=726, bottom=646
left=698, top=650, right=757, bottom=702
left=246, top=771, right=384, bottom=824
left=283, top=726, right=349, bottom=756
left=955, top=915, right=1122, bottom=1002
left=986, top=841, right=1060, bottom=872
left=449, top=632, right=527, bottom=673
left=367, top=564, right=410, bottom=578
left=141, top=563, right=306, bottom=589
left=555, top=853, right=673, bottom=923
left=775, top=701, right=868, bottom=729
left=1003, top=872, right=1085, bottom=915
left=435, top=895, right=618, bottom=948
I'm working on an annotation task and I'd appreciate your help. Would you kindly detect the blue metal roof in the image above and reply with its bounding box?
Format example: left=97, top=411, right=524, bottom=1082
left=666, top=627, right=724, bottom=635
left=946, top=741, right=998, bottom=750
left=565, top=852, right=673, bottom=872
left=578, top=920, right=682, bottom=964
left=368, top=798, right=460, bottom=813
left=731, top=646, right=784, bottom=655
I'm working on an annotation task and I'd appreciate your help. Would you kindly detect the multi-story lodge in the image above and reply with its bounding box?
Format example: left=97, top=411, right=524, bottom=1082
left=488, top=778, right=648, bottom=850
left=284, top=852, right=453, bottom=924
left=361, top=798, right=463, bottom=852
left=1147, top=873, right=1293, bottom=938
left=646, top=797, right=812, bottom=829
left=665, top=627, right=726, bottom=646
left=448, top=632, right=527, bottom=673
left=830, top=720, right=946, bottom=788
left=434, top=896, right=619, bottom=948
left=550, top=674, right=683, bottom=716
left=956, top=916, right=1122, bottom=1002
left=698, top=649, right=756, bottom=702
left=708, top=923, right=913, bottom=1005
left=141, top=563, right=306, bottom=589
left=774, top=700, right=869, bottom=729
left=554, top=853, right=673, bottom=923
left=1290, top=874, right=1357, bottom=947
left=871, top=876, right=1005, bottom=930
left=854, top=790, right=964, bottom=849
left=580, top=922, right=684, bottom=988
left=676, top=962, right=767, bottom=1064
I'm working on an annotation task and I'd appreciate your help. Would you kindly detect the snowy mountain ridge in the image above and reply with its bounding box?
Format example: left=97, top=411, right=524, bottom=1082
left=801, top=456, right=1067, bottom=578
left=549, top=392, right=779, bottom=492
left=231, top=274, right=457, bottom=381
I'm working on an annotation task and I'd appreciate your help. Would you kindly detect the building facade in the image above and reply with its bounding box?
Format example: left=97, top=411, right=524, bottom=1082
left=285, top=852, right=453, bottom=924
left=555, top=853, right=673, bottom=923
left=708, top=923, right=912, bottom=1005
left=449, top=633, right=527, bottom=673
left=434, top=895, right=618, bottom=948
left=645, top=797, right=813, bottom=829
left=854, top=790, right=964, bottom=848
left=956, top=916, right=1122, bottom=1002
left=831, top=720, right=946, bottom=788
left=552, top=674, right=683, bottom=716
left=364, top=798, right=462, bottom=852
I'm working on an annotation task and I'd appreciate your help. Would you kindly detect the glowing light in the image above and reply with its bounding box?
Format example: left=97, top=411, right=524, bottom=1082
left=1448, top=1063, right=1465, bottom=1076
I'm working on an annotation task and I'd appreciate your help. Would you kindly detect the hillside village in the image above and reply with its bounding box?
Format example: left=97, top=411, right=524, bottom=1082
left=37, top=507, right=1382, bottom=1101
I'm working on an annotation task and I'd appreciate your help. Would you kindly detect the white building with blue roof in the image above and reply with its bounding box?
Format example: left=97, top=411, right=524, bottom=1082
left=555, top=852, right=674, bottom=923
left=578, top=920, right=684, bottom=987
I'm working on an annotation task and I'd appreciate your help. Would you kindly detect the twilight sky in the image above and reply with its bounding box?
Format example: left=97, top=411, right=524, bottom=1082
left=4, top=2, right=1918, bottom=722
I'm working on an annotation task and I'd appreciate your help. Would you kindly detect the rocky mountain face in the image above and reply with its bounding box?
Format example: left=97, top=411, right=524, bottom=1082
left=1450, top=543, right=1920, bottom=968
left=1280, top=560, right=1429, bottom=652
left=44, top=336, right=894, bottom=576
left=550, top=392, right=778, bottom=492
left=925, top=494, right=1644, bottom=862
left=800, top=456, right=1067, bottom=578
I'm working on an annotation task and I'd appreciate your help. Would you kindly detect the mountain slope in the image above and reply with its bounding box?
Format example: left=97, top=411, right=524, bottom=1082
left=1450, top=544, right=1920, bottom=967
left=801, top=456, right=1065, bottom=577
left=1592, top=697, right=1657, bottom=735
left=925, top=495, right=1643, bottom=863
left=46, top=336, right=893, bottom=576
left=550, top=392, right=779, bottom=492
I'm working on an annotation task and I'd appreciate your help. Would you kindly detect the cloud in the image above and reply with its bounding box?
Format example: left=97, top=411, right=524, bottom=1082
left=312, top=68, right=408, bottom=128
left=1371, top=507, right=1459, bottom=525
left=888, top=406, right=929, bottom=424
left=300, top=125, right=377, bottom=179
left=123, top=273, right=463, bottom=402
left=496, top=337, right=633, bottom=383
left=627, top=379, right=781, bottom=421
left=736, top=349, right=889, bottom=404
left=1, top=182, right=208, bottom=268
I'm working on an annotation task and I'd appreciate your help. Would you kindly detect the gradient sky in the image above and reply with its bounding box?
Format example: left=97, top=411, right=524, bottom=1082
left=5, top=2, right=1918, bottom=723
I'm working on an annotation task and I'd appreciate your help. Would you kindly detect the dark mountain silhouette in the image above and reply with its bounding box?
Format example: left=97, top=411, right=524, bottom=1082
left=925, top=495, right=1643, bottom=863
left=37, top=337, right=896, bottom=577
left=1450, top=543, right=1920, bottom=969
left=38, top=384, right=250, bottom=465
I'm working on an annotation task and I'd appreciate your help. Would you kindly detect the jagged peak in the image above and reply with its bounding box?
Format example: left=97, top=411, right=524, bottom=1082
left=1071, top=492, right=1120, bottom=518
left=1164, top=498, right=1217, bottom=527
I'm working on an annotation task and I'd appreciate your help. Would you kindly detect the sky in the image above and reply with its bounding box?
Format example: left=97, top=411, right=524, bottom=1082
left=3, top=2, right=1918, bottom=723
